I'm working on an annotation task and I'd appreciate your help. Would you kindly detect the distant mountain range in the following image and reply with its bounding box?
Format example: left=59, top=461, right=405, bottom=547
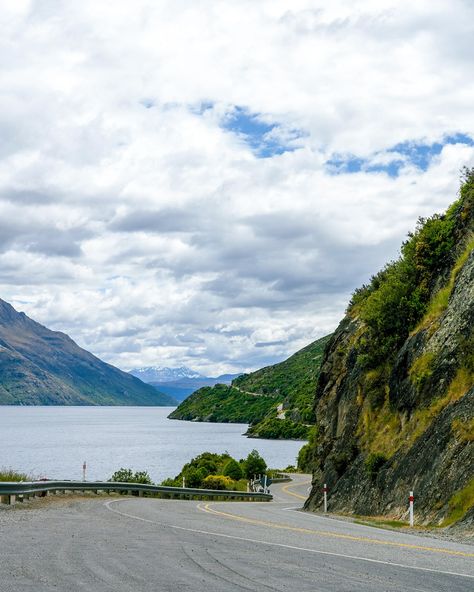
left=130, top=366, right=204, bottom=383
left=129, top=366, right=241, bottom=401
left=0, top=298, right=177, bottom=406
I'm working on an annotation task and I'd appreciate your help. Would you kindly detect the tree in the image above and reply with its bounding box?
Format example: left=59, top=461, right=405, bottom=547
left=109, top=468, right=152, bottom=484
left=243, top=449, right=267, bottom=479
left=223, top=458, right=243, bottom=480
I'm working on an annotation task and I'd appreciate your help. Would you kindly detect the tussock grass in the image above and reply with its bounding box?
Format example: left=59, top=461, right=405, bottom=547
left=452, top=418, right=474, bottom=442
left=358, top=366, right=472, bottom=458
left=416, top=235, right=474, bottom=333
left=0, top=468, right=30, bottom=482
left=440, top=478, right=474, bottom=527
left=409, top=351, right=435, bottom=389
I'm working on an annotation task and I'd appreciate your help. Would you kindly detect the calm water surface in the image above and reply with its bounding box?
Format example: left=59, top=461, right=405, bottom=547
left=0, top=407, right=305, bottom=482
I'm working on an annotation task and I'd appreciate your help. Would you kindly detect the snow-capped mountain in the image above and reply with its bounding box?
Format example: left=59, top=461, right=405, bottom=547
left=129, top=365, right=242, bottom=401
left=129, top=366, right=204, bottom=383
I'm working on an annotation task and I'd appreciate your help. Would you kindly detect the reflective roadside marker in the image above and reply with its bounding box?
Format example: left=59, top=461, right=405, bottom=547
left=82, top=461, right=87, bottom=482
left=323, top=483, right=328, bottom=513
left=409, top=491, right=414, bottom=527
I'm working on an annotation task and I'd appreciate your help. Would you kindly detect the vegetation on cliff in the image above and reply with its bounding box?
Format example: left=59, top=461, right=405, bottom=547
left=169, top=335, right=331, bottom=439
left=305, top=169, right=474, bottom=526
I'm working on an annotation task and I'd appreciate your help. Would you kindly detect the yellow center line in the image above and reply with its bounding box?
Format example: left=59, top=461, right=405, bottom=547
left=281, top=480, right=312, bottom=501
left=198, top=503, right=474, bottom=558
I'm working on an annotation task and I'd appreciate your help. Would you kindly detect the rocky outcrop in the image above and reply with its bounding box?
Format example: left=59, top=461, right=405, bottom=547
left=305, top=172, right=474, bottom=526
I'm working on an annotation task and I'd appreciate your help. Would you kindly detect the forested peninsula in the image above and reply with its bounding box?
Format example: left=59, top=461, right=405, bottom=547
left=169, top=335, right=331, bottom=440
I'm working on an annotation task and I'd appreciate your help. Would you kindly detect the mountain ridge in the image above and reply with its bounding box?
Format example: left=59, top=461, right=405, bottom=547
left=0, top=299, right=177, bottom=406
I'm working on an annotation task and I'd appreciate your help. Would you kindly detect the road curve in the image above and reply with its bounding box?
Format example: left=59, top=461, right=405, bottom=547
left=1, top=474, right=472, bottom=592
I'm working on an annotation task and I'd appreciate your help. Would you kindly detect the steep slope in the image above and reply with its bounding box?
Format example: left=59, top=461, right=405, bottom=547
left=169, top=334, right=331, bottom=439
left=0, top=299, right=177, bottom=406
left=305, top=169, right=474, bottom=525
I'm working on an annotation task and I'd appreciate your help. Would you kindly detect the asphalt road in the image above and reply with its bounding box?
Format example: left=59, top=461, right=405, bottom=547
left=1, top=474, right=472, bottom=591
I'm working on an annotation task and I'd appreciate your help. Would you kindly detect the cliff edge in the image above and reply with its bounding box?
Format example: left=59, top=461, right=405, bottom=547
left=305, top=169, right=474, bottom=527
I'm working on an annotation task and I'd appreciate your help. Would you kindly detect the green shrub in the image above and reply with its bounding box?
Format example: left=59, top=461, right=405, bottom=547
left=108, top=468, right=153, bottom=484
left=223, top=458, right=243, bottom=480
left=202, top=475, right=235, bottom=490
left=243, top=449, right=267, bottom=479
left=183, top=467, right=207, bottom=488
left=297, top=426, right=319, bottom=472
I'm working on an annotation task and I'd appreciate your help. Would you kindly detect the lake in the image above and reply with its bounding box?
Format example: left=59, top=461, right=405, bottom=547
left=0, top=406, right=306, bottom=482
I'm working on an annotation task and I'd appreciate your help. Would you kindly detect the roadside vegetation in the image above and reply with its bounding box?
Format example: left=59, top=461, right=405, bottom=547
left=0, top=468, right=30, bottom=481
left=161, top=450, right=268, bottom=491
left=106, top=450, right=270, bottom=492
left=108, top=468, right=153, bottom=484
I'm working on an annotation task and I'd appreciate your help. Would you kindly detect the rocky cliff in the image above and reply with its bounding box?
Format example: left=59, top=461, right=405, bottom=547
left=305, top=169, right=474, bottom=527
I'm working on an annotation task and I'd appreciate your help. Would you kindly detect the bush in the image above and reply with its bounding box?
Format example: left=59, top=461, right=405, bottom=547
left=184, top=466, right=208, bottom=488
left=243, top=449, right=267, bottom=479
left=223, top=458, right=243, bottom=480
left=109, top=468, right=153, bottom=484
left=202, top=475, right=235, bottom=490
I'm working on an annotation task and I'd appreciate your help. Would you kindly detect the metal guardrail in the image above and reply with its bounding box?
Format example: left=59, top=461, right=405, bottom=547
left=0, top=480, right=272, bottom=506
left=271, top=475, right=292, bottom=483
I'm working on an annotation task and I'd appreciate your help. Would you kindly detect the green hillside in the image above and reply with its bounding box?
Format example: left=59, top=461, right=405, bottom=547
left=169, top=334, right=331, bottom=439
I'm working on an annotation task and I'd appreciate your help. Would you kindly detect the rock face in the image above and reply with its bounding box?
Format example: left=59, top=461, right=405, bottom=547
left=305, top=172, right=474, bottom=525
left=0, top=299, right=177, bottom=406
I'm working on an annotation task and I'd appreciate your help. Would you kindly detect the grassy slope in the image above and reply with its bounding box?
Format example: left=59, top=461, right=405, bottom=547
left=169, top=334, right=331, bottom=438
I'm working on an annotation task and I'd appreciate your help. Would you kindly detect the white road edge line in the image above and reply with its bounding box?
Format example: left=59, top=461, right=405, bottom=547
left=104, top=499, right=473, bottom=581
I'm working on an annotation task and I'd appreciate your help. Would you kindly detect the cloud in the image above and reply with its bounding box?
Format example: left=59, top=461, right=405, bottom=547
left=0, top=1, right=473, bottom=375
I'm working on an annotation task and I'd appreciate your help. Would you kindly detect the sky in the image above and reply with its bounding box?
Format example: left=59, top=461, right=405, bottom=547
left=1, top=0, right=474, bottom=375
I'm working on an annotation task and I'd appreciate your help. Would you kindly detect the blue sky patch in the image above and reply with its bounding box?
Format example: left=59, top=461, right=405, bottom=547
left=221, top=106, right=304, bottom=158
left=326, top=133, right=474, bottom=178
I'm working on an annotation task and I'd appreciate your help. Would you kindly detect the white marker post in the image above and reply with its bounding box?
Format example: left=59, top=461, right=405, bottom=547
left=323, top=483, right=328, bottom=513
left=82, top=461, right=87, bottom=482
left=182, top=476, right=186, bottom=488
left=409, top=491, right=414, bottom=527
